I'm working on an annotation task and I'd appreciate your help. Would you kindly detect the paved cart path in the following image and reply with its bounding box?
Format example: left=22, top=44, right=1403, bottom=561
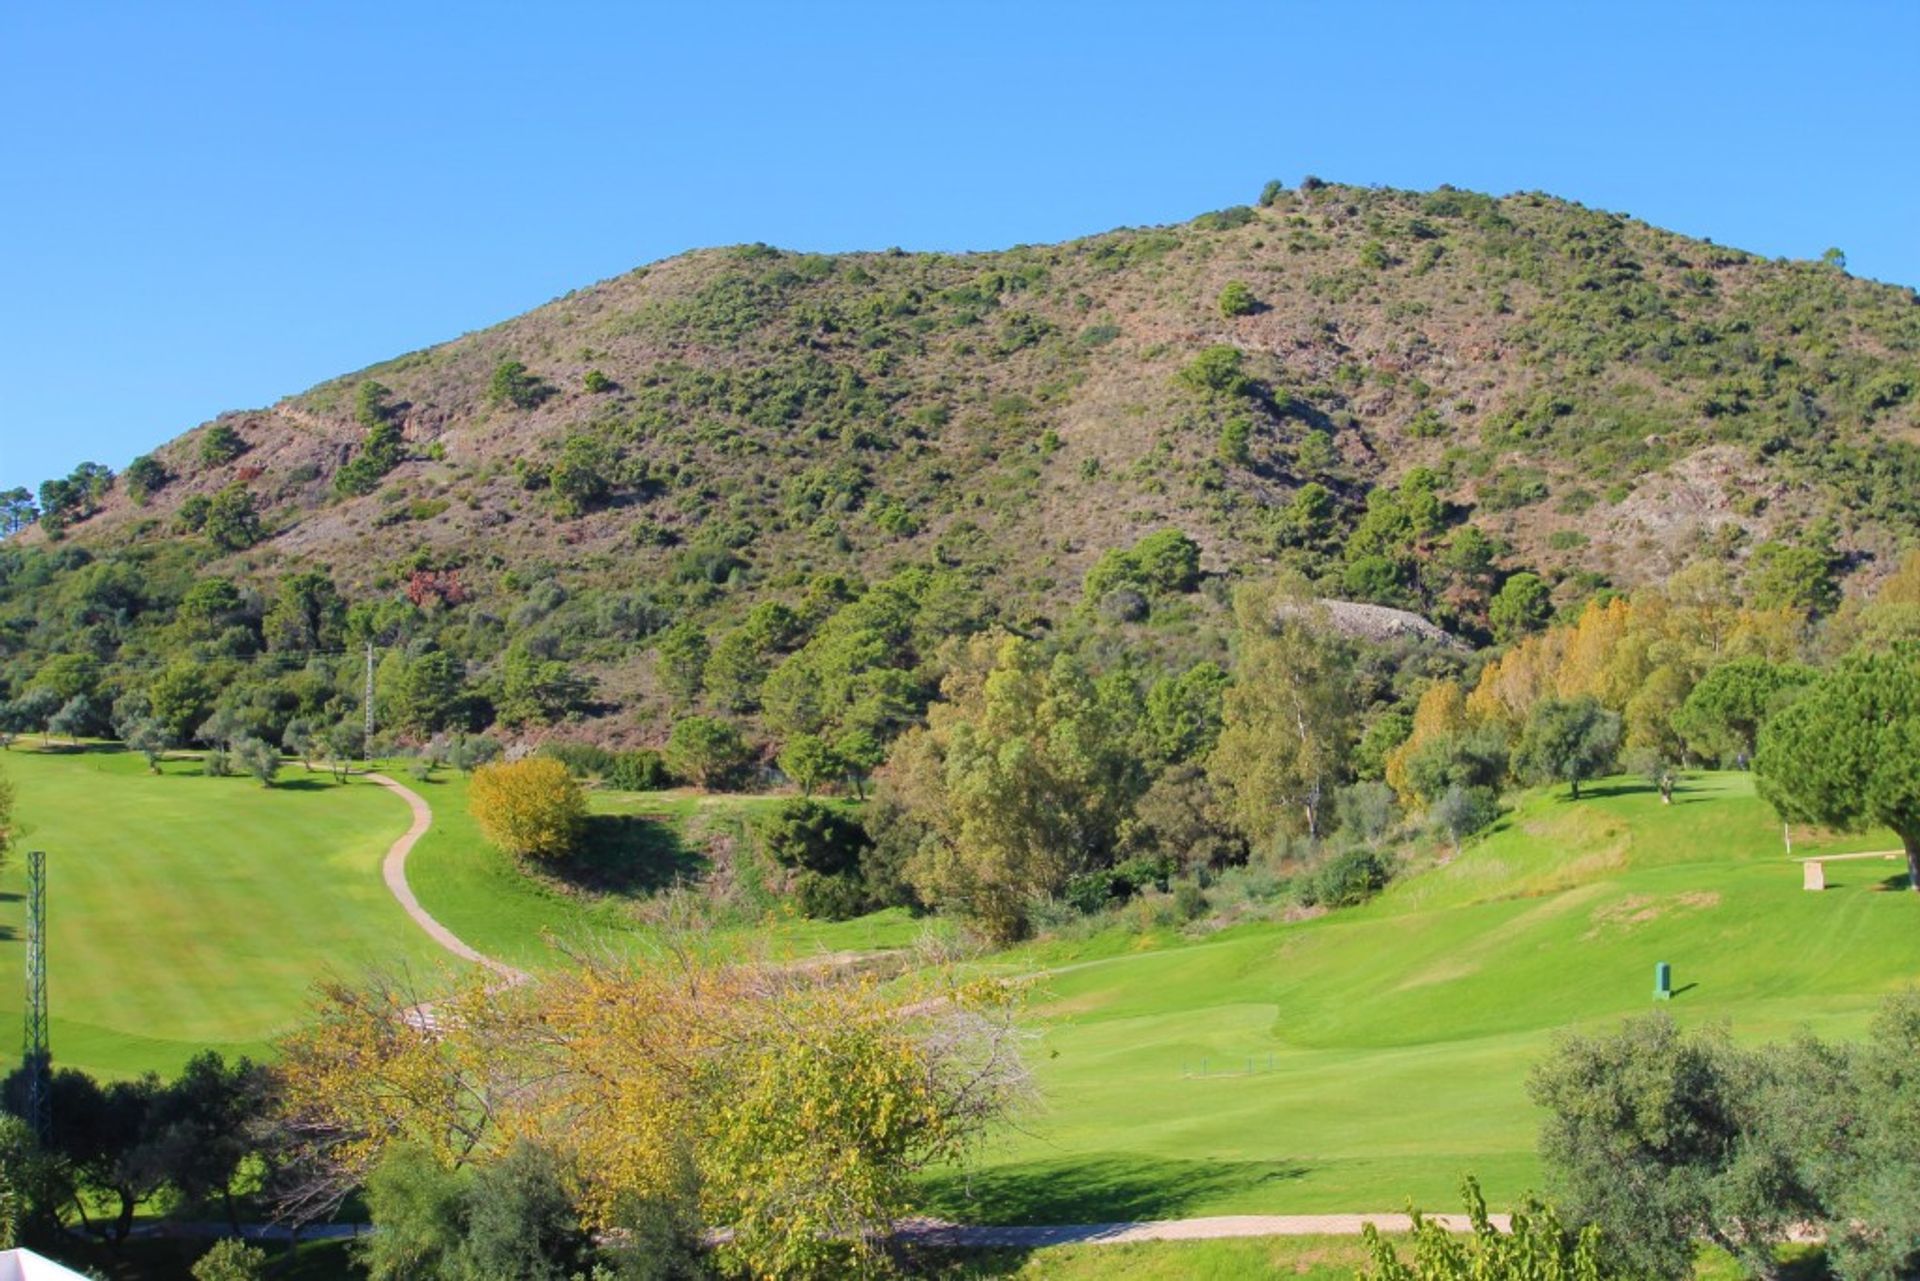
left=368, top=772, right=530, bottom=985
left=157, top=1211, right=1512, bottom=1245
left=889, top=1212, right=1510, bottom=1245
left=354, top=777, right=1506, bottom=1247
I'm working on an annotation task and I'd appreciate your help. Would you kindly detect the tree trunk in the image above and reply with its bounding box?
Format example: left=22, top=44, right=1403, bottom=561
left=1904, top=832, right=1920, bottom=894
left=113, top=1189, right=135, bottom=1243
left=1570, top=777, right=1581, bottom=800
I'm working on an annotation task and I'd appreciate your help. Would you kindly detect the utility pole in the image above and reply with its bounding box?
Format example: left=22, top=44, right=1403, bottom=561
left=23, top=849, right=49, bottom=1141
left=364, top=641, right=375, bottom=767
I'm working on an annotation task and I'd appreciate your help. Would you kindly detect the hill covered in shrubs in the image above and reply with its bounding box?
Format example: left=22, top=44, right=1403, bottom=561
left=3, top=178, right=1918, bottom=758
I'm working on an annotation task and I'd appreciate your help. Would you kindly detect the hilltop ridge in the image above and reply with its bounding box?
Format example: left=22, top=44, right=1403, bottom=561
left=6, top=179, right=1920, bottom=732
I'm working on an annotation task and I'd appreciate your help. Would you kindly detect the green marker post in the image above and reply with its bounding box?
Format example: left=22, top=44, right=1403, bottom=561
left=1654, top=961, right=1672, bottom=1001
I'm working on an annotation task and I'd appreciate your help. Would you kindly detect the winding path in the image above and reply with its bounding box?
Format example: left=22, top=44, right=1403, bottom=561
left=894, top=1212, right=1510, bottom=1246
left=352, top=776, right=1500, bottom=1246
left=367, top=772, right=530, bottom=985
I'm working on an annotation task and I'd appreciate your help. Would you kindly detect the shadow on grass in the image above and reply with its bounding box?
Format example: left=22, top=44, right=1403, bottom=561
left=922, top=1153, right=1310, bottom=1226
left=271, top=777, right=338, bottom=792
left=1877, top=872, right=1915, bottom=893
left=1573, top=780, right=1657, bottom=801
left=548, top=814, right=706, bottom=897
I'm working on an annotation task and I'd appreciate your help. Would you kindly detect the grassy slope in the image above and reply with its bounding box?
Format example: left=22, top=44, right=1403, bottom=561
left=931, top=772, right=1917, bottom=1222
left=7, top=748, right=1914, bottom=1237
left=0, top=749, right=943, bottom=1078
left=0, top=746, right=448, bottom=1078
left=403, top=770, right=937, bottom=970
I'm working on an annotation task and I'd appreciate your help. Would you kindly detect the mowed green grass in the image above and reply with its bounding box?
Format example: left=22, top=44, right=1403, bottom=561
left=403, top=772, right=939, bottom=970
left=931, top=772, right=1920, bottom=1222
left=0, top=746, right=450, bottom=1079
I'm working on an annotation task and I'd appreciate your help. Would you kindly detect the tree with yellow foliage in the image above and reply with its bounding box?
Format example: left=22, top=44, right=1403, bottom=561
left=272, top=941, right=1029, bottom=1280
left=467, top=758, right=585, bottom=860
left=1385, top=680, right=1468, bottom=802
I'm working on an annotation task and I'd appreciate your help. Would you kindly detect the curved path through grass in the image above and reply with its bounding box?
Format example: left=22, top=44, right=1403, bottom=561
left=0, top=748, right=451, bottom=1079
left=367, top=772, right=527, bottom=984
left=898, top=1211, right=1507, bottom=1246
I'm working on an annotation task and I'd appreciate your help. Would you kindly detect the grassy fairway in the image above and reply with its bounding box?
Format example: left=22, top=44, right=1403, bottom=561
left=402, top=771, right=937, bottom=970
left=931, top=772, right=1920, bottom=1222
left=0, top=746, right=448, bottom=1079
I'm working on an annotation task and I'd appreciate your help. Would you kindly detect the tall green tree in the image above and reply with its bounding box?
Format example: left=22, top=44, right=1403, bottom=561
left=893, top=631, right=1145, bottom=940
left=1208, top=598, right=1354, bottom=845
left=202, top=484, right=264, bottom=550
left=1756, top=647, right=1920, bottom=892
left=1510, top=696, right=1621, bottom=800
left=1672, top=657, right=1811, bottom=766
left=1529, top=1014, right=1806, bottom=1279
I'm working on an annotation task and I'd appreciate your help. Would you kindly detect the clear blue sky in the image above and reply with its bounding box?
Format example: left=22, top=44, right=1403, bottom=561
left=4, top=1, right=1916, bottom=496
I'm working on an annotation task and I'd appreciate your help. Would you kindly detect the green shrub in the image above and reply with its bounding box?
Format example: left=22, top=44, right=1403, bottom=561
left=582, top=368, right=615, bottom=393
left=1298, top=847, right=1392, bottom=908
left=1217, top=281, right=1258, bottom=317
left=665, top=716, right=751, bottom=790
left=1218, top=417, right=1252, bottom=464
left=537, top=741, right=616, bottom=777
left=1360, top=1177, right=1617, bottom=1280
left=203, top=484, right=264, bottom=550
left=488, top=358, right=553, bottom=410
left=125, top=455, right=168, bottom=504
left=334, top=420, right=406, bottom=498
left=192, top=1237, right=268, bottom=1281
left=1194, top=205, right=1256, bottom=231
left=793, top=870, right=868, bottom=920
left=1176, top=345, right=1250, bottom=397
left=608, top=748, right=671, bottom=791
left=199, top=424, right=247, bottom=466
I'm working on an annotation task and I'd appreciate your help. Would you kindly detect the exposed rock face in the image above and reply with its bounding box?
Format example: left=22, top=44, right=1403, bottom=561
left=1275, top=599, right=1467, bottom=650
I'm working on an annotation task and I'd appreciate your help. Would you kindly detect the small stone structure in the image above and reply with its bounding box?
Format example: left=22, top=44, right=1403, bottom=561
left=1804, top=861, right=1826, bottom=892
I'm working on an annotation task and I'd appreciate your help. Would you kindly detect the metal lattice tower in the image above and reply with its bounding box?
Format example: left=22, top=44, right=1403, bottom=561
left=364, top=641, right=376, bottom=766
left=23, top=849, right=48, bottom=1141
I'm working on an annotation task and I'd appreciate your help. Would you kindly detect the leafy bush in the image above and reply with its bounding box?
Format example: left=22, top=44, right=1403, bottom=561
left=202, top=485, right=264, bottom=550
left=469, top=758, right=587, bottom=860
left=548, top=434, right=615, bottom=516
left=233, top=735, right=279, bottom=787
left=1082, top=529, right=1202, bottom=603
left=793, top=870, right=868, bottom=920
left=487, top=358, right=553, bottom=410
left=1217, top=281, right=1257, bottom=317
left=1360, top=1177, right=1616, bottom=1280
left=537, top=741, right=615, bottom=777
left=1489, top=572, right=1552, bottom=641
left=191, top=1244, right=266, bottom=1281
left=1428, top=784, right=1499, bottom=851
left=1218, top=416, right=1252, bottom=464
left=608, top=749, right=671, bottom=791
left=1176, top=344, right=1250, bottom=397
left=776, top=734, right=843, bottom=796
left=334, top=421, right=406, bottom=498
left=1298, top=847, right=1392, bottom=908
left=1194, top=205, right=1255, bottom=231
left=191, top=1238, right=268, bottom=1281
left=665, top=716, right=751, bottom=790
left=124, top=454, right=168, bottom=504
left=199, top=424, right=247, bottom=466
